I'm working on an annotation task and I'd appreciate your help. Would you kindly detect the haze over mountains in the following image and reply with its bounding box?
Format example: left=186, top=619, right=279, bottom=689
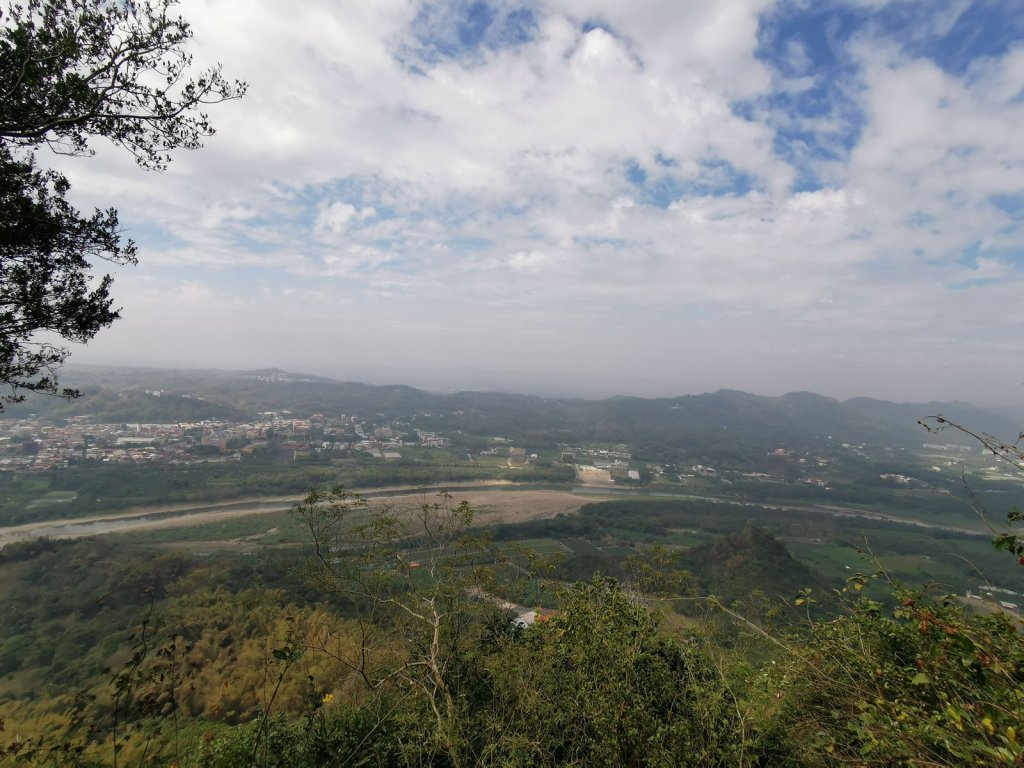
left=8, top=365, right=1016, bottom=454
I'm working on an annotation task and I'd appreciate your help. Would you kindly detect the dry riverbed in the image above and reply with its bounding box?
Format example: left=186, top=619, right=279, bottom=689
left=0, top=484, right=615, bottom=548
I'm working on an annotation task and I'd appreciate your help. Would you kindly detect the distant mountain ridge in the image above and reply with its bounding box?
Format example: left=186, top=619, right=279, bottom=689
left=4, top=365, right=1017, bottom=454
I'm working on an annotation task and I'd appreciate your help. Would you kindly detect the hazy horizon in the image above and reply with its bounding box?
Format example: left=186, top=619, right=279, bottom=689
left=56, top=359, right=1022, bottom=412
left=51, top=0, right=1024, bottom=407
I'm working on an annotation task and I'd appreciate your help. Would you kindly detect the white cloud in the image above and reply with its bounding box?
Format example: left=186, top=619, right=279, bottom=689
left=783, top=38, right=813, bottom=74
left=50, top=0, right=1024, bottom=402
left=506, top=250, right=548, bottom=273
left=316, top=202, right=377, bottom=234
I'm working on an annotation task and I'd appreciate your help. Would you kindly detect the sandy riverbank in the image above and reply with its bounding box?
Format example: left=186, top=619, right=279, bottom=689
left=0, top=484, right=616, bottom=547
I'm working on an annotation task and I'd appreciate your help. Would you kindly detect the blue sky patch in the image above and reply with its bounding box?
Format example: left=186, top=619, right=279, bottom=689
left=627, top=158, right=758, bottom=209
left=880, top=0, right=1024, bottom=77
left=131, top=222, right=190, bottom=252
left=956, top=240, right=983, bottom=268
left=408, top=1, right=538, bottom=63
left=625, top=160, right=646, bottom=186
left=949, top=276, right=1000, bottom=290
left=991, top=193, right=1024, bottom=217
left=756, top=2, right=869, bottom=191
left=759, top=2, right=853, bottom=77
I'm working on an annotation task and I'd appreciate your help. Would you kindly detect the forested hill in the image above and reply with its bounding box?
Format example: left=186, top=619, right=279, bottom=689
left=6, top=365, right=1014, bottom=454
left=678, top=524, right=828, bottom=604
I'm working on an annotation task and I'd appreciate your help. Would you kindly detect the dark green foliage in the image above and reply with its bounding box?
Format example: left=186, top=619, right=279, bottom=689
left=0, top=538, right=185, bottom=683
left=679, top=524, right=826, bottom=605
left=197, top=706, right=411, bottom=768
left=483, top=498, right=1024, bottom=596
left=0, top=144, right=132, bottom=406
left=772, top=588, right=1024, bottom=765
left=193, top=576, right=751, bottom=767
left=0, top=0, right=245, bottom=166
left=0, top=535, right=61, bottom=562
left=473, top=576, right=746, bottom=767
left=482, top=502, right=830, bottom=605
left=484, top=499, right=715, bottom=542
left=990, top=508, right=1024, bottom=569
left=5, top=512, right=1024, bottom=766
left=0, top=0, right=244, bottom=407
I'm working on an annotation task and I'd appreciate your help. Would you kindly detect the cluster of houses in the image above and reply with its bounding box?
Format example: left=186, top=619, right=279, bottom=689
left=0, top=412, right=455, bottom=471
left=560, top=445, right=633, bottom=470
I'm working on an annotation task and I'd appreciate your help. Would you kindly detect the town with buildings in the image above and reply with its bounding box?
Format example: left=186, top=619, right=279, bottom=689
left=0, top=412, right=455, bottom=472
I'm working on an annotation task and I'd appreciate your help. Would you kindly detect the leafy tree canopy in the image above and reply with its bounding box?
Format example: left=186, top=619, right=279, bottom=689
left=0, top=0, right=245, bottom=407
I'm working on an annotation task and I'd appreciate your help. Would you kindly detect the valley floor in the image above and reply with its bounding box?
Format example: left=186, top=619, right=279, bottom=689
left=0, top=484, right=617, bottom=547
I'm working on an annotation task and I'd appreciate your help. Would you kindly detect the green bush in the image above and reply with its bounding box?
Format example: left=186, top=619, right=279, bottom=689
left=197, top=707, right=411, bottom=768
left=770, top=587, right=1024, bottom=766
left=473, top=576, right=747, bottom=766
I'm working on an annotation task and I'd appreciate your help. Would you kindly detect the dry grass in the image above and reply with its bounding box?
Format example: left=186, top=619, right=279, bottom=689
left=0, top=485, right=616, bottom=546
left=387, top=488, right=616, bottom=525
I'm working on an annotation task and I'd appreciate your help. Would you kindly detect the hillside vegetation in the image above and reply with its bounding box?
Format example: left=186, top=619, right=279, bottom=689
left=1, top=488, right=1022, bottom=766
left=3, top=368, right=1023, bottom=765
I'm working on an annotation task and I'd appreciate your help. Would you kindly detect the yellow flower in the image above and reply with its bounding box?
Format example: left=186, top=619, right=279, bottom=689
left=321, top=693, right=335, bottom=705
left=982, top=716, right=995, bottom=735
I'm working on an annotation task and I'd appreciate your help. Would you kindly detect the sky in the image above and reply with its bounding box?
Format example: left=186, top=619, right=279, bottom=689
left=50, top=0, right=1024, bottom=403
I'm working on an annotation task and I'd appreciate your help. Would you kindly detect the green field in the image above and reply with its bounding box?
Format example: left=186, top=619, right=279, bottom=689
left=77, top=486, right=1024, bottom=602
left=25, top=490, right=77, bottom=509
left=495, top=538, right=572, bottom=558
left=108, top=510, right=307, bottom=546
